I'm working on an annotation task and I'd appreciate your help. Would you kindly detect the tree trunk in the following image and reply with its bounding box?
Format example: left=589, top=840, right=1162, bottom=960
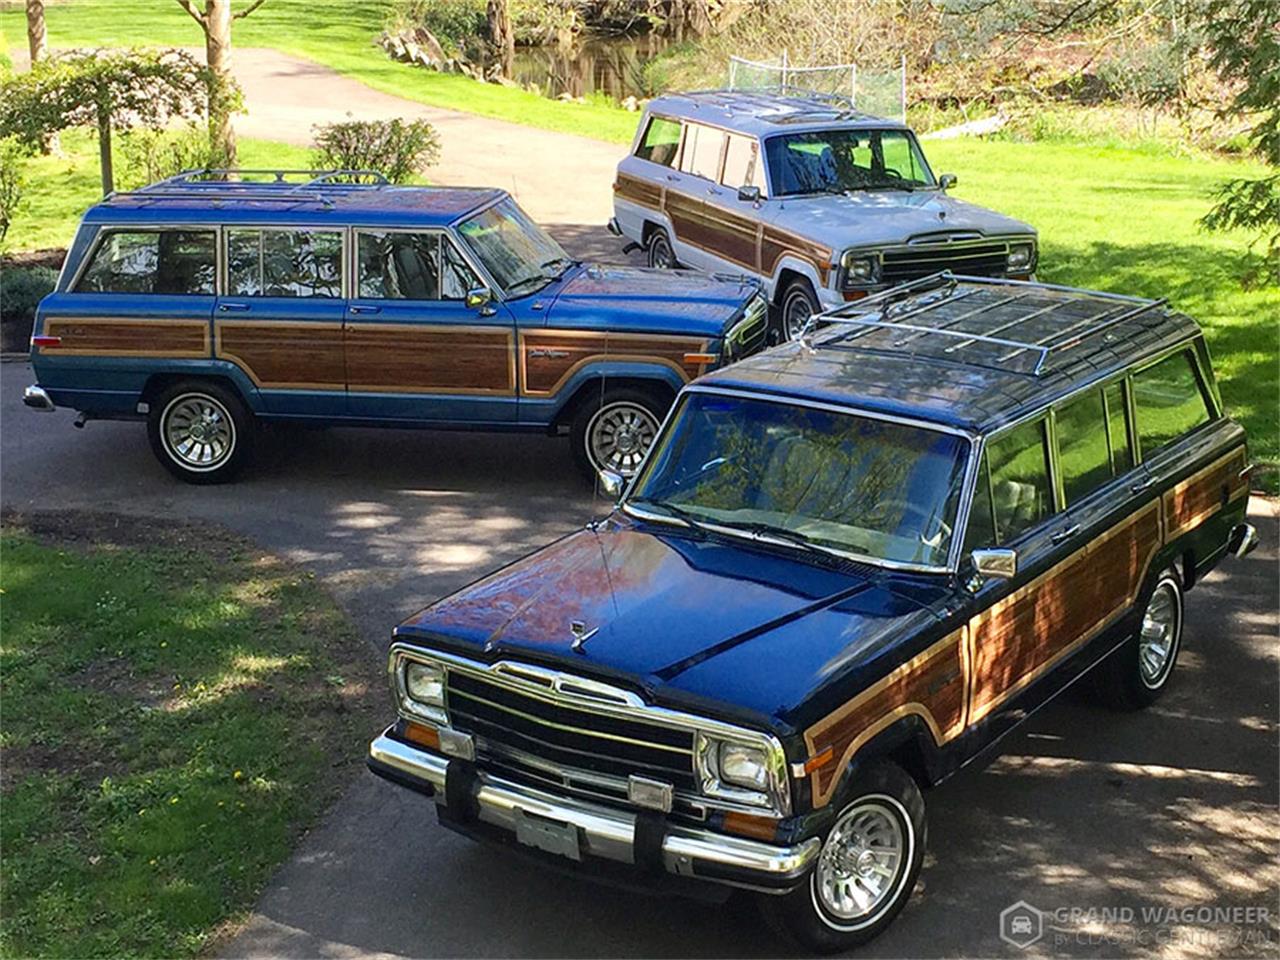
left=96, top=106, right=114, bottom=196
left=26, top=0, right=58, bottom=155
left=487, top=0, right=514, bottom=79
left=205, top=0, right=237, bottom=166
left=26, top=0, right=46, bottom=62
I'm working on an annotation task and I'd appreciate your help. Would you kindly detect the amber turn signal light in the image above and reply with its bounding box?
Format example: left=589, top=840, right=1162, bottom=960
left=402, top=721, right=441, bottom=751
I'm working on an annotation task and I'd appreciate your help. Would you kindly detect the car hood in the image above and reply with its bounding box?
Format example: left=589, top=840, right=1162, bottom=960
left=538, top=264, right=757, bottom=337
left=767, top=190, right=1035, bottom=251
left=394, top=517, right=948, bottom=727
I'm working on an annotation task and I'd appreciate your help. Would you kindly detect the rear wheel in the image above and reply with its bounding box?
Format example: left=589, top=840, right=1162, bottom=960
left=1090, top=569, right=1184, bottom=709
left=779, top=277, right=820, bottom=342
left=570, top=387, right=666, bottom=483
left=147, top=380, right=254, bottom=484
left=645, top=227, right=679, bottom=269
left=759, top=761, right=925, bottom=952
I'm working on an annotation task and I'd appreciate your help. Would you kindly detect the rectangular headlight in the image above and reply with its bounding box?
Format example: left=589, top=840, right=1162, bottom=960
left=400, top=659, right=447, bottom=723
left=1007, top=243, right=1034, bottom=269
left=695, top=732, right=789, bottom=815
left=841, top=251, right=878, bottom=287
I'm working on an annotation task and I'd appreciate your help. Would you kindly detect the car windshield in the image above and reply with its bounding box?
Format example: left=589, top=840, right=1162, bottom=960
left=765, top=129, right=936, bottom=197
left=455, top=197, right=572, bottom=296
left=626, top=392, right=969, bottom=569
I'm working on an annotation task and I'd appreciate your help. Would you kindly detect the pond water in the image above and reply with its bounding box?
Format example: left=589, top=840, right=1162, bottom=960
left=511, top=33, right=676, bottom=102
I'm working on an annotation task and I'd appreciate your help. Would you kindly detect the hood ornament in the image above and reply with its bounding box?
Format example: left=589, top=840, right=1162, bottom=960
left=937, top=209, right=947, bottom=221
left=569, top=619, right=599, bottom=653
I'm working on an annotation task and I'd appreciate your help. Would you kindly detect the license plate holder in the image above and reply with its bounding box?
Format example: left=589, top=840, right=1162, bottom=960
left=513, top=808, right=581, bottom=862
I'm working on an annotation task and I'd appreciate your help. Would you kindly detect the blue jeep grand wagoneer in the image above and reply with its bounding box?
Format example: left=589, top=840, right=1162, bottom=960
left=25, top=170, right=766, bottom=483
left=368, top=274, right=1257, bottom=950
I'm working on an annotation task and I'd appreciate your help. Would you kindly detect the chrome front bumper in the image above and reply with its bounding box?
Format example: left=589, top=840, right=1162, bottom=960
left=23, top=385, right=54, bottom=411
left=367, top=730, right=820, bottom=894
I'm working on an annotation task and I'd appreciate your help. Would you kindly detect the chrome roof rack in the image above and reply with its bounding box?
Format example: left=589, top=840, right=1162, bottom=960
left=105, top=168, right=391, bottom=207
left=800, top=272, right=1167, bottom=377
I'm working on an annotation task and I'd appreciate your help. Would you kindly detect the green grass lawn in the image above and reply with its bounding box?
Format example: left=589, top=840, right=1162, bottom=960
left=0, top=0, right=638, bottom=142
left=0, top=512, right=380, bottom=957
left=6, top=130, right=314, bottom=251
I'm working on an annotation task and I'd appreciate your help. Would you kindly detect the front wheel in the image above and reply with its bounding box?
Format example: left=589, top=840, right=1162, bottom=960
left=147, top=380, right=254, bottom=484
left=759, top=761, right=926, bottom=952
left=778, top=278, right=821, bottom=342
left=1090, top=569, right=1184, bottom=710
left=569, top=388, right=666, bottom=484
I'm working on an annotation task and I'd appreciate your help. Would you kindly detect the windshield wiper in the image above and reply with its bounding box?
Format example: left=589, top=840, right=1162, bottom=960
left=848, top=180, right=916, bottom=192
left=625, top=498, right=711, bottom=536
left=703, top=518, right=843, bottom=563
left=540, top=256, right=575, bottom=278
left=504, top=274, right=553, bottom=296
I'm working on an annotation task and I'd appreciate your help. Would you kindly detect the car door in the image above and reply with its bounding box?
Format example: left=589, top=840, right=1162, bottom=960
left=344, top=229, right=517, bottom=423
left=662, top=121, right=726, bottom=271
left=961, top=413, right=1083, bottom=742
left=38, top=227, right=217, bottom=401
left=218, top=226, right=347, bottom=416
left=698, top=132, right=766, bottom=275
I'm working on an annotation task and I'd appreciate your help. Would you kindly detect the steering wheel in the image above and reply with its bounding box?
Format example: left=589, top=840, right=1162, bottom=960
left=882, top=167, right=904, bottom=180
left=878, top=498, right=952, bottom=544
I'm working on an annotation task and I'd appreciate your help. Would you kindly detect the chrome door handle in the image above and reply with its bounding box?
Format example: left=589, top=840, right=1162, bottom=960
left=218, top=302, right=249, bottom=312
left=665, top=174, right=679, bottom=182
left=1051, top=524, right=1081, bottom=545
left=349, top=305, right=381, bottom=315
left=1130, top=476, right=1156, bottom=493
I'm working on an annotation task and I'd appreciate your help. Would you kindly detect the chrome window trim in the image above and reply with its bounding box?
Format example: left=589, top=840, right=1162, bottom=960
left=390, top=643, right=792, bottom=818
left=619, top=384, right=977, bottom=575
left=222, top=223, right=348, bottom=300
left=67, top=223, right=221, bottom=296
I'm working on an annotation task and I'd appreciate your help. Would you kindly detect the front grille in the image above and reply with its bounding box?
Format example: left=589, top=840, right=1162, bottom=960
left=881, top=242, right=1010, bottom=283
left=446, top=671, right=698, bottom=792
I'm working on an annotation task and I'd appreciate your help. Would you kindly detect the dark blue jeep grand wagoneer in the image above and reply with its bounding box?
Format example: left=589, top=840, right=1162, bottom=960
left=369, top=274, right=1257, bottom=950
left=24, top=170, right=766, bottom=483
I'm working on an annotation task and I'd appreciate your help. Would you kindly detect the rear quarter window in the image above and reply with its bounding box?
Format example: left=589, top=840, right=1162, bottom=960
left=75, top=229, right=215, bottom=295
left=635, top=116, right=682, bottom=167
left=1132, top=349, right=1213, bottom=456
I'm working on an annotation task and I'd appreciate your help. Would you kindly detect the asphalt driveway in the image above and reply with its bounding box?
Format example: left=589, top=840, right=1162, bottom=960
left=1, top=335, right=1275, bottom=956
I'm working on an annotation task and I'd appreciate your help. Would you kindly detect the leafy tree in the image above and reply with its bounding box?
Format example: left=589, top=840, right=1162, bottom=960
left=311, top=117, right=441, bottom=183
left=173, top=0, right=266, bottom=166
left=0, top=138, right=30, bottom=248
left=0, top=49, right=210, bottom=196
left=1195, top=0, right=1278, bottom=285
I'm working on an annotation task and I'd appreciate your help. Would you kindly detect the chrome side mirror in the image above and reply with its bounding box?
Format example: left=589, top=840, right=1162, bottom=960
left=465, top=286, right=493, bottom=310
left=968, top=547, right=1016, bottom=590
left=597, top=469, right=626, bottom=501
left=938, top=173, right=957, bottom=191
left=737, top=184, right=762, bottom=203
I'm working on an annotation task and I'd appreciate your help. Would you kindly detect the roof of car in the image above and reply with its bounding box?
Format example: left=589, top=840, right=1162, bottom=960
left=645, top=90, right=909, bottom=138
left=698, top=274, right=1204, bottom=434
left=85, top=170, right=506, bottom=227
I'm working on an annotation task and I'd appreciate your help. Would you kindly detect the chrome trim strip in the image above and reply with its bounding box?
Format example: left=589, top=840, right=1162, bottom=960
left=368, top=731, right=820, bottom=891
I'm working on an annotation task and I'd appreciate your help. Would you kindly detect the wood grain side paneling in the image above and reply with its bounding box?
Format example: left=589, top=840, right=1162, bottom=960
left=215, top=320, right=345, bottom=390
left=42, top=318, right=209, bottom=358
left=700, top=203, right=760, bottom=271
left=1162, top=447, right=1249, bottom=541
left=519, top=330, right=709, bottom=397
left=804, top=628, right=968, bottom=808
left=968, top=501, right=1162, bottom=726
left=615, top=172, right=663, bottom=211
left=761, top=227, right=833, bottom=286
left=345, top=324, right=516, bottom=395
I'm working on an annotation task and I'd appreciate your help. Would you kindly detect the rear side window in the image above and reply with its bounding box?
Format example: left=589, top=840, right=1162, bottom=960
left=1055, top=389, right=1115, bottom=505
left=1132, top=350, right=1212, bottom=456
left=721, top=134, right=765, bottom=191
left=227, top=229, right=342, bottom=298
left=985, top=419, right=1054, bottom=544
left=76, top=230, right=215, bottom=295
left=679, top=123, right=725, bottom=180
left=635, top=116, right=682, bottom=167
